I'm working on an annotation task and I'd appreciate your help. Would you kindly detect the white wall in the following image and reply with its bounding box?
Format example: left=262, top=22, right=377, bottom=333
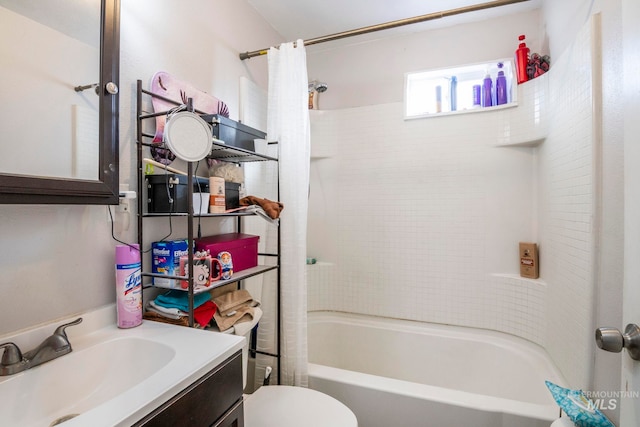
left=0, top=0, right=282, bottom=337
left=307, top=102, right=548, bottom=343
left=537, top=17, right=596, bottom=390
left=543, top=1, right=624, bottom=423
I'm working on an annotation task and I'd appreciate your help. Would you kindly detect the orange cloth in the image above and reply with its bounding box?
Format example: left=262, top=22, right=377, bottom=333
left=239, top=196, right=284, bottom=219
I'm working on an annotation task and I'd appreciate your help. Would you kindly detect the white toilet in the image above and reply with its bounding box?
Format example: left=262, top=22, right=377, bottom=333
left=228, top=320, right=357, bottom=427
left=244, top=385, right=357, bottom=427
left=550, top=418, right=575, bottom=426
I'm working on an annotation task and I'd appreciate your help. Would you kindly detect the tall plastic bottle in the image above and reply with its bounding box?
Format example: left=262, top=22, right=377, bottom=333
left=450, top=76, right=457, bottom=112
left=482, top=72, right=493, bottom=107
left=515, top=34, right=530, bottom=84
left=472, top=85, right=482, bottom=108
left=496, top=63, right=508, bottom=105
left=115, top=244, right=142, bottom=328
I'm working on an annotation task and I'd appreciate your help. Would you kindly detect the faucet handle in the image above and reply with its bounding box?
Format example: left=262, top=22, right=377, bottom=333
left=0, top=342, right=23, bottom=365
left=54, top=317, right=83, bottom=339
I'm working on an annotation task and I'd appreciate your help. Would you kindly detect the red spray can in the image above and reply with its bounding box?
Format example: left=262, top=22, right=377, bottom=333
left=515, top=35, right=530, bottom=84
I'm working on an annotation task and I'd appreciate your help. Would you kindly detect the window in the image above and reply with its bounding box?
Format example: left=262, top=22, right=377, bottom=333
left=404, top=59, right=516, bottom=118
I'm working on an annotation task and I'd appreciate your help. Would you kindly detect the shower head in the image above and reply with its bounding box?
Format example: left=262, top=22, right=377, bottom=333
left=315, top=82, right=328, bottom=93
left=309, top=80, right=328, bottom=93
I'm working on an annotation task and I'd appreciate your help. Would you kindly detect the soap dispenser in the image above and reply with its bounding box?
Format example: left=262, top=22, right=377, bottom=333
left=496, top=63, right=508, bottom=105
left=482, top=71, right=493, bottom=107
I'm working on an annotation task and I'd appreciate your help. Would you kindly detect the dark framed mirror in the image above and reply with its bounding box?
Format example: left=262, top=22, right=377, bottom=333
left=0, top=0, right=119, bottom=204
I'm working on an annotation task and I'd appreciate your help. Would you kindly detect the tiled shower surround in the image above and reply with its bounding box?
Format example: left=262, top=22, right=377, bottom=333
left=307, top=19, right=596, bottom=388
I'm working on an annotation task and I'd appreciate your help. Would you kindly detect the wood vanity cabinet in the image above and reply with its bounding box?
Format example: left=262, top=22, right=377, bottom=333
left=134, top=351, right=244, bottom=427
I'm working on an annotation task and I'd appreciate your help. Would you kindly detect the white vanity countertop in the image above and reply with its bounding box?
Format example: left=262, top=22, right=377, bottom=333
left=0, top=305, right=245, bottom=427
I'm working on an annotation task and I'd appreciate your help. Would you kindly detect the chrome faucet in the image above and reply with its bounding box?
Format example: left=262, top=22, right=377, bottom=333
left=0, top=317, right=82, bottom=376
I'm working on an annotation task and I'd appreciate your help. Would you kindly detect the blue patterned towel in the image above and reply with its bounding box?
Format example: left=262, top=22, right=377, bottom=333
left=545, top=381, right=615, bottom=427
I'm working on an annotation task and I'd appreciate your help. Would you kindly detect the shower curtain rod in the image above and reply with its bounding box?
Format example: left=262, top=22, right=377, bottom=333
left=239, top=0, right=531, bottom=60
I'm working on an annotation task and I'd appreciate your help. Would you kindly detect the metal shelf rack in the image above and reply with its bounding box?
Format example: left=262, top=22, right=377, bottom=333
left=135, top=79, right=281, bottom=383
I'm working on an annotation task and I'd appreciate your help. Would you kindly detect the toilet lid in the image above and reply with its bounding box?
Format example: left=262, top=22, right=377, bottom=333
left=244, top=386, right=357, bottom=427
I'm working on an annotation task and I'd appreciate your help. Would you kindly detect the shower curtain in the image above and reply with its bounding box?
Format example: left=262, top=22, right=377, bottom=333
left=262, top=39, right=310, bottom=386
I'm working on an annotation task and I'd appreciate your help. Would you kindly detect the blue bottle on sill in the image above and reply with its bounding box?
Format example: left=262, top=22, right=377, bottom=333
left=496, top=62, right=508, bottom=105
left=450, top=76, right=457, bottom=112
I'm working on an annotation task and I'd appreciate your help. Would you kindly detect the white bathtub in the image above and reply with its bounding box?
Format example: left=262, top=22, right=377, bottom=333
left=307, top=311, right=565, bottom=427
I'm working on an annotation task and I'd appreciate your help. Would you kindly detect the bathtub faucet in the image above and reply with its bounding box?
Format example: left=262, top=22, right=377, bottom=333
left=0, top=317, right=82, bottom=376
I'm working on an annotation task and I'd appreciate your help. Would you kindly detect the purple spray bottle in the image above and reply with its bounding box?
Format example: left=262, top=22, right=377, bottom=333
left=115, top=244, right=142, bottom=328
left=482, top=71, right=493, bottom=107
left=496, top=62, right=508, bottom=105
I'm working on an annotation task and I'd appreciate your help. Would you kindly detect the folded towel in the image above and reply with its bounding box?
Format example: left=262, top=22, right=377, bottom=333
left=149, top=300, right=188, bottom=318
left=143, top=311, right=191, bottom=327
left=155, top=289, right=211, bottom=312
left=214, top=305, right=255, bottom=332
left=193, top=300, right=217, bottom=328
left=209, top=283, right=237, bottom=299
left=224, top=205, right=277, bottom=224
left=146, top=306, right=186, bottom=320
left=239, top=195, right=284, bottom=219
left=213, top=289, right=255, bottom=312
left=207, top=307, right=263, bottom=336
left=144, top=301, right=215, bottom=328
left=212, top=289, right=260, bottom=332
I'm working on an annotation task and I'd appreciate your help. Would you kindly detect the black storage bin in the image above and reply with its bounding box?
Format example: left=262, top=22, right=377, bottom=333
left=146, top=174, right=209, bottom=213
left=225, top=182, right=240, bottom=210
left=201, top=114, right=266, bottom=152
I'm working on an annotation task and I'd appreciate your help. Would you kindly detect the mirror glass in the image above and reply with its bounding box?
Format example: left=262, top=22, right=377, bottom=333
left=1, top=0, right=99, bottom=179
left=0, top=0, right=119, bottom=204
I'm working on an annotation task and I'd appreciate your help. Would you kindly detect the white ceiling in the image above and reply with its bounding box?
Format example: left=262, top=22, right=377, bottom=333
left=247, top=0, right=541, bottom=50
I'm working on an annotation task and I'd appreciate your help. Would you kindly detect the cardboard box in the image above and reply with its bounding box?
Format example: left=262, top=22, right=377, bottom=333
left=208, top=179, right=241, bottom=213
left=152, top=240, right=189, bottom=288
left=195, top=233, right=259, bottom=273
left=519, top=242, right=539, bottom=279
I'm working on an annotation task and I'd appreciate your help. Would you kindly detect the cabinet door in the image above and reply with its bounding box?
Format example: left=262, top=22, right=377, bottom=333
left=211, top=400, right=244, bottom=427
left=135, top=351, right=243, bottom=427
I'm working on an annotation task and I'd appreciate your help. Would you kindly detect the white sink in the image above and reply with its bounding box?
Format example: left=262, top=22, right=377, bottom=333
left=0, top=306, right=245, bottom=427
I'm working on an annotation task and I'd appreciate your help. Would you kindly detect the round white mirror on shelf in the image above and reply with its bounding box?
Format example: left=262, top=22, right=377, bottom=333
left=163, top=111, right=212, bottom=162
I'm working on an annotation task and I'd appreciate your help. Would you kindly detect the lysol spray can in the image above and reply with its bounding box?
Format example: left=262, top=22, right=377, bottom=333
left=115, top=244, right=142, bottom=328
